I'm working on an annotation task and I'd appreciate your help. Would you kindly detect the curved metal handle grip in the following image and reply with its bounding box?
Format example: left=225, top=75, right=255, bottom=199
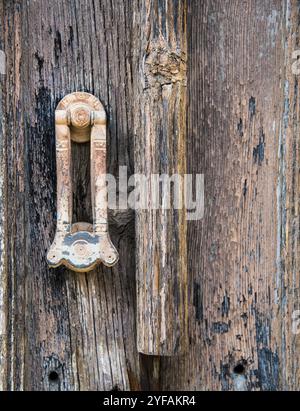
left=47, top=92, right=118, bottom=272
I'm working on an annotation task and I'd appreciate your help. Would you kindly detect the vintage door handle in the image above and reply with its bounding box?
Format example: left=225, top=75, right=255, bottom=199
left=47, top=92, right=119, bottom=272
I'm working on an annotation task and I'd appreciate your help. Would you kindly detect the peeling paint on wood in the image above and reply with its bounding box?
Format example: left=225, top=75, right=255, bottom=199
left=158, top=0, right=300, bottom=391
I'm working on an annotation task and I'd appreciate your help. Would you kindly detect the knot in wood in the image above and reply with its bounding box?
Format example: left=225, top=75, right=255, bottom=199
left=144, top=43, right=186, bottom=88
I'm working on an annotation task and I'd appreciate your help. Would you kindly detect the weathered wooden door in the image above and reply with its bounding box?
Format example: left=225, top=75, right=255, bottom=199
left=1, top=0, right=300, bottom=391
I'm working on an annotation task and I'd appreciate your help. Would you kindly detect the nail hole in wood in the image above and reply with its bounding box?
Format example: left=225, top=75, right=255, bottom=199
left=233, top=363, right=246, bottom=375
left=49, top=371, right=59, bottom=382
left=111, top=385, right=120, bottom=391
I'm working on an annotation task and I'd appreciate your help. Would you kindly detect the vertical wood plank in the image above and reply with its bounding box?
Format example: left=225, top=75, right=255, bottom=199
left=0, top=0, right=7, bottom=391
left=2, top=0, right=300, bottom=391
left=160, top=0, right=300, bottom=391
left=134, top=0, right=188, bottom=356
left=275, top=0, right=300, bottom=391
left=2, top=0, right=140, bottom=391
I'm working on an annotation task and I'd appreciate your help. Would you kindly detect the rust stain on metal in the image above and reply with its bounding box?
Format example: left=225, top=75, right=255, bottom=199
left=47, top=92, right=119, bottom=272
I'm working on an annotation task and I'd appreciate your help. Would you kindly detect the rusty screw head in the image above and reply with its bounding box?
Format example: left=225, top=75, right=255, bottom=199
left=70, top=105, right=91, bottom=129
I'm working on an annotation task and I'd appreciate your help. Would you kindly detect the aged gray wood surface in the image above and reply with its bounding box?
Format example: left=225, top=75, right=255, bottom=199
left=160, top=0, right=300, bottom=391
left=0, top=0, right=7, bottom=391
left=134, top=0, right=188, bottom=356
left=0, top=0, right=138, bottom=391
left=0, top=0, right=300, bottom=391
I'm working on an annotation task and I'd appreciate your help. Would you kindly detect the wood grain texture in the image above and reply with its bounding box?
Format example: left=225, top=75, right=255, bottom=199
left=0, top=0, right=7, bottom=391
left=133, top=0, right=188, bottom=356
left=1, top=0, right=138, bottom=391
left=159, top=0, right=300, bottom=391
left=1, top=0, right=300, bottom=391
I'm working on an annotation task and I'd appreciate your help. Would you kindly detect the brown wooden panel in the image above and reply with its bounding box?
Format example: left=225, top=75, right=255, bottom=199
left=0, top=0, right=7, bottom=391
left=1, top=0, right=138, bottom=391
left=133, top=0, right=188, bottom=356
left=1, top=0, right=300, bottom=391
left=160, top=0, right=300, bottom=391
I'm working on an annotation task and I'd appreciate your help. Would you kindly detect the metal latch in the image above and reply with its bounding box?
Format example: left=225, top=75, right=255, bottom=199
left=47, top=92, right=118, bottom=272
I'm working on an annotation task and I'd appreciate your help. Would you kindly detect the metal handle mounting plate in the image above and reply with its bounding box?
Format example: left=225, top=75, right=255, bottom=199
left=47, top=92, right=118, bottom=272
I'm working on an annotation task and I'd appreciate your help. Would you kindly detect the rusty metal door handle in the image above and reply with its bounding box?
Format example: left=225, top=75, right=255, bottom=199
left=47, top=92, right=118, bottom=272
